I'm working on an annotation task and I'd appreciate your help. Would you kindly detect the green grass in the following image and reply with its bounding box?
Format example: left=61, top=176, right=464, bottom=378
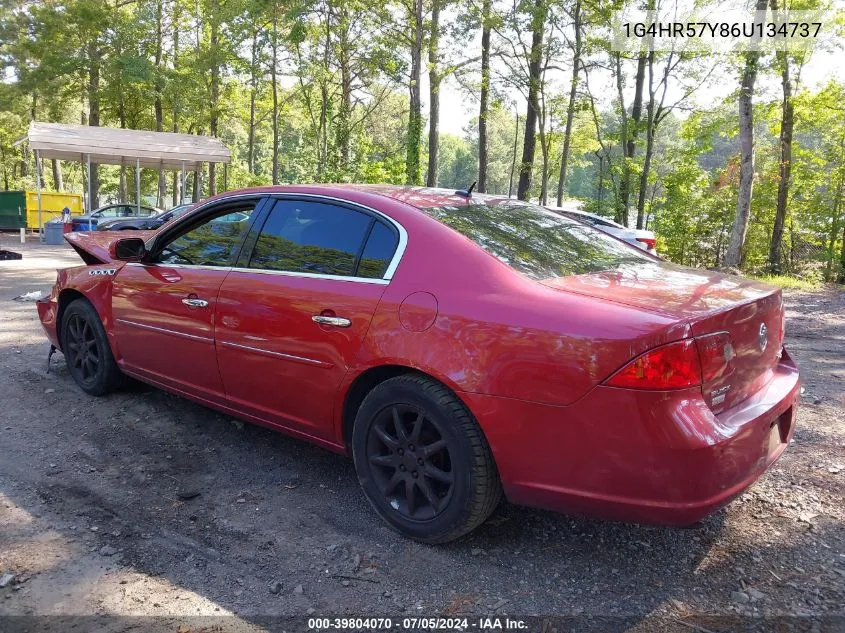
left=751, top=274, right=823, bottom=291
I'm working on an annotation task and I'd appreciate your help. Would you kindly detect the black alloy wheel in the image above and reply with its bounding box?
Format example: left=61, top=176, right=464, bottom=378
left=61, top=298, right=122, bottom=396
left=352, top=374, right=502, bottom=543
left=366, top=403, right=455, bottom=521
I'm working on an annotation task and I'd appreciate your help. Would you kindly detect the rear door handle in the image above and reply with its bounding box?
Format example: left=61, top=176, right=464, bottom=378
left=312, top=315, right=351, bottom=328
left=182, top=298, right=209, bottom=308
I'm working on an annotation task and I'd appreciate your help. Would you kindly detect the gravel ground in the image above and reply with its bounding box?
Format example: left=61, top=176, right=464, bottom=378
left=0, top=238, right=843, bottom=631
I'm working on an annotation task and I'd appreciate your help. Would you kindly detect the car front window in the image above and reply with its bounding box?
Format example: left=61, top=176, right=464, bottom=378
left=154, top=206, right=256, bottom=267
left=421, top=202, right=650, bottom=280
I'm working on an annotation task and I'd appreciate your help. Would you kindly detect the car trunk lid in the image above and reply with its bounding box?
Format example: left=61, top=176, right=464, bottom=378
left=542, top=261, right=785, bottom=411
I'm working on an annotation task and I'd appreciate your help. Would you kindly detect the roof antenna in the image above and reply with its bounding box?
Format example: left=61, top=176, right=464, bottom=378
left=455, top=181, right=476, bottom=198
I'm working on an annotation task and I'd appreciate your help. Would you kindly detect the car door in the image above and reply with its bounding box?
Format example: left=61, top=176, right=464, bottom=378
left=111, top=197, right=266, bottom=404
left=215, top=197, right=402, bottom=440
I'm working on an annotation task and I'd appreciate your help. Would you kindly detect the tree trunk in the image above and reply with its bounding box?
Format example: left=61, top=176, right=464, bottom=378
left=172, top=0, right=181, bottom=206
left=596, top=153, right=604, bottom=213
left=508, top=110, right=519, bottom=198
left=426, top=0, right=441, bottom=187
left=317, top=9, right=331, bottom=179
left=825, top=173, right=843, bottom=281
left=87, top=39, right=101, bottom=209
left=556, top=0, right=581, bottom=206
left=477, top=0, right=491, bottom=193
left=271, top=1, right=281, bottom=185
left=154, top=0, right=166, bottom=206
left=516, top=0, right=545, bottom=201
left=406, top=0, right=424, bottom=185
left=839, top=221, right=845, bottom=284
left=636, top=50, right=656, bottom=229
left=335, top=4, right=352, bottom=176
left=725, top=0, right=768, bottom=268
left=51, top=160, right=63, bottom=191
left=768, top=51, right=793, bottom=273
left=208, top=18, right=220, bottom=196
left=118, top=93, right=128, bottom=201
left=616, top=54, right=646, bottom=226
left=248, top=28, right=258, bottom=175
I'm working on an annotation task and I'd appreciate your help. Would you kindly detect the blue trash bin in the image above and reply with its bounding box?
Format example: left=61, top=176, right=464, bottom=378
left=45, top=219, right=66, bottom=245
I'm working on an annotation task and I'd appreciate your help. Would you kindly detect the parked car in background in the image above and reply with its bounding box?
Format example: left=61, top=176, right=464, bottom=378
left=71, top=203, right=161, bottom=232
left=96, top=203, right=193, bottom=231
left=39, top=185, right=797, bottom=543
left=551, top=207, right=658, bottom=255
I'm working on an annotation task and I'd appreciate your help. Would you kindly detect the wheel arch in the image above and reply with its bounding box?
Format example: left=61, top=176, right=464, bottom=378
left=56, top=288, right=87, bottom=350
left=340, top=364, right=475, bottom=452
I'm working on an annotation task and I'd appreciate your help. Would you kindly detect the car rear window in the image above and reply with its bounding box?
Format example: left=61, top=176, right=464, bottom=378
left=420, top=201, right=651, bottom=280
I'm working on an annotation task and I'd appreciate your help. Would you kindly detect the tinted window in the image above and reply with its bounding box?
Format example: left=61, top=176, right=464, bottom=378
left=97, top=206, right=120, bottom=218
left=249, top=201, right=372, bottom=276
left=156, top=206, right=255, bottom=267
left=421, top=202, right=650, bottom=280
left=358, top=221, right=398, bottom=278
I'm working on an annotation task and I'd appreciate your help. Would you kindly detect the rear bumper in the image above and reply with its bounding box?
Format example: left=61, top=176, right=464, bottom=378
left=465, top=349, right=799, bottom=525
left=37, top=295, right=60, bottom=349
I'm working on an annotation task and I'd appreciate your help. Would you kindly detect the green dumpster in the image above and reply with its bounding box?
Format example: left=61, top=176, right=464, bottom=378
left=0, top=191, right=26, bottom=230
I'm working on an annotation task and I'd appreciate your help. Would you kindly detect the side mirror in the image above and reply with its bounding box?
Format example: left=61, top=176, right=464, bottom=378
left=111, top=237, right=147, bottom=261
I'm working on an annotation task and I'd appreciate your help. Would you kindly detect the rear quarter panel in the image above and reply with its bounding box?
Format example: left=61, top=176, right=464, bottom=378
left=48, top=263, right=124, bottom=356
left=343, top=197, right=691, bottom=409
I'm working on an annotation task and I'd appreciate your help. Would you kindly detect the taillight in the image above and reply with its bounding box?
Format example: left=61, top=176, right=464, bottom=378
left=636, top=237, right=656, bottom=250
left=695, top=332, right=735, bottom=383
left=605, top=339, right=701, bottom=390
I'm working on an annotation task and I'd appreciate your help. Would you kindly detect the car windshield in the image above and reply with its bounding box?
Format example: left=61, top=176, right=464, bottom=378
left=421, top=201, right=651, bottom=280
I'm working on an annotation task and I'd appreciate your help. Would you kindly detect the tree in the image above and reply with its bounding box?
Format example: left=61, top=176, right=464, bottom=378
left=724, top=0, right=770, bottom=268
left=555, top=0, right=581, bottom=206
left=476, top=0, right=491, bottom=192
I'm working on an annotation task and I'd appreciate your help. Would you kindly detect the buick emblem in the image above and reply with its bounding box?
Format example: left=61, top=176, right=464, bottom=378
left=758, top=323, right=768, bottom=352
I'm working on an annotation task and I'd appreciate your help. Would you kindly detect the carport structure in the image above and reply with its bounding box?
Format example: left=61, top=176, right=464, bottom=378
left=22, top=121, right=232, bottom=234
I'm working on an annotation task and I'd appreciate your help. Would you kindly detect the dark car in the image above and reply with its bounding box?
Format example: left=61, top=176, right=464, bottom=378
left=96, top=203, right=193, bottom=231
left=71, top=203, right=161, bottom=232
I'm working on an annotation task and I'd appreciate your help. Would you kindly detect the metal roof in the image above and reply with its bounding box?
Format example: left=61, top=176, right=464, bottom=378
left=24, top=122, right=231, bottom=169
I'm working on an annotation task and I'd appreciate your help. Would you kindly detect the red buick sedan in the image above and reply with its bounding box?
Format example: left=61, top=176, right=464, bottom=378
left=37, top=185, right=799, bottom=543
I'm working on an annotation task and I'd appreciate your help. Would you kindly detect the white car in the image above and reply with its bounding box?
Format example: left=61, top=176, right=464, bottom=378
left=551, top=208, right=658, bottom=256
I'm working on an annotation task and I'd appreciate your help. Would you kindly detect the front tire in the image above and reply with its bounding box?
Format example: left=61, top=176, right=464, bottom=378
left=61, top=298, right=122, bottom=396
left=352, top=374, right=502, bottom=543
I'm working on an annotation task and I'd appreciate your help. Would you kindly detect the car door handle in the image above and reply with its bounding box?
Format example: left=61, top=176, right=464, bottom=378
left=312, top=315, right=351, bottom=328
left=182, top=298, right=209, bottom=308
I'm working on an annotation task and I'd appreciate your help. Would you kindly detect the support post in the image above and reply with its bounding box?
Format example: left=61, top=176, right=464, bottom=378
left=86, top=153, right=92, bottom=212
left=181, top=161, right=186, bottom=205
left=136, top=158, right=141, bottom=215
left=35, top=149, right=43, bottom=240
left=223, top=163, right=228, bottom=192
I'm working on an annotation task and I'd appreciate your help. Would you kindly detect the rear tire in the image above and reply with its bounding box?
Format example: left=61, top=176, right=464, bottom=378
left=61, top=298, right=122, bottom=396
left=352, top=374, right=502, bottom=543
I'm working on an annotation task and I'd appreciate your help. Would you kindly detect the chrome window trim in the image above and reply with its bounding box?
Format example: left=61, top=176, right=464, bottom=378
left=138, top=190, right=409, bottom=282
left=265, top=192, right=408, bottom=281
left=124, top=262, right=233, bottom=272
left=219, top=340, right=331, bottom=368
left=115, top=318, right=213, bottom=343
left=228, top=266, right=389, bottom=285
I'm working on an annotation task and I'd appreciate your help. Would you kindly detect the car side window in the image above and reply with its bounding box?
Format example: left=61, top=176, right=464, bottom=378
left=248, top=201, right=377, bottom=277
left=358, top=221, right=398, bottom=279
left=154, top=205, right=256, bottom=267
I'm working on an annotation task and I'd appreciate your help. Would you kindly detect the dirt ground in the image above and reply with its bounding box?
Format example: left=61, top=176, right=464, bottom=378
left=1, top=238, right=843, bottom=631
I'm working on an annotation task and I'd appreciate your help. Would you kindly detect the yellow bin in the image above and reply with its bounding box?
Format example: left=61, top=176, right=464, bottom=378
left=25, top=191, right=85, bottom=229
